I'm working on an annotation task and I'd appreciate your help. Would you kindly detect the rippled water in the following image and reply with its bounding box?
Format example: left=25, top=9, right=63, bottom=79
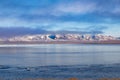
left=0, top=44, right=120, bottom=66
left=0, top=44, right=120, bottom=79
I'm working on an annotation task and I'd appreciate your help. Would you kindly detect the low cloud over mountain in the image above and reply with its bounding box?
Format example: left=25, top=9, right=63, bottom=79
left=0, top=26, right=108, bottom=38
left=0, top=27, right=47, bottom=37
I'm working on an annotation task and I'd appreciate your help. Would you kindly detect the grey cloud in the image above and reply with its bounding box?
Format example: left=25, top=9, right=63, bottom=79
left=67, top=26, right=108, bottom=34
left=0, top=25, right=108, bottom=38
left=85, top=26, right=108, bottom=34
left=0, top=27, right=47, bottom=37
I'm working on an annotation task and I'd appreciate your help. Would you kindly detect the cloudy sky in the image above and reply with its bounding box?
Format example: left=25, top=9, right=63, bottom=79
left=0, top=0, right=120, bottom=37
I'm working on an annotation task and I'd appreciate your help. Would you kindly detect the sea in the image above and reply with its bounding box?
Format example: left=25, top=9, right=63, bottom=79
left=0, top=44, right=120, bottom=79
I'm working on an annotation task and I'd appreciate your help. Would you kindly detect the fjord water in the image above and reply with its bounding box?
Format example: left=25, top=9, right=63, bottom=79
left=0, top=44, right=120, bottom=79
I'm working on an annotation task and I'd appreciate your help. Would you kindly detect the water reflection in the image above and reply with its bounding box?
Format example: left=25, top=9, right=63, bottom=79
left=0, top=44, right=120, bottom=66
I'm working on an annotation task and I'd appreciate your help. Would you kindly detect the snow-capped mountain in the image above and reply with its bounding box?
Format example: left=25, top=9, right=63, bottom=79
left=2, top=34, right=117, bottom=42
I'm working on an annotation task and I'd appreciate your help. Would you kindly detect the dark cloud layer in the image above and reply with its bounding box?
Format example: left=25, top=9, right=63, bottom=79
left=0, top=26, right=107, bottom=37
left=0, top=27, right=46, bottom=37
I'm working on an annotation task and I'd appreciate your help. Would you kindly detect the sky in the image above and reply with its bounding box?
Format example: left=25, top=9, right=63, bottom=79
left=0, top=0, right=120, bottom=37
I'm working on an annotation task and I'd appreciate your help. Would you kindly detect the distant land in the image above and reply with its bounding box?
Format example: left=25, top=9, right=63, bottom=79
left=0, top=34, right=120, bottom=44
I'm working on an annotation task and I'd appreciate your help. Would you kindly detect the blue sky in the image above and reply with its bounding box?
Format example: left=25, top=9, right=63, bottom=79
left=0, top=0, right=120, bottom=37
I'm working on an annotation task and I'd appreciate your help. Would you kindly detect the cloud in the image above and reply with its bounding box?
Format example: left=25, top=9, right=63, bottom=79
left=0, top=0, right=119, bottom=37
left=0, top=25, right=108, bottom=38
left=51, top=1, right=96, bottom=16
left=0, top=27, right=47, bottom=37
left=0, top=0, right=120, bottom=23
left=63, top=25, right=108, bottom=34
left=86, top=26, right=108, bottom=31
left=112, top=7, right=120, bottom=15
left=85, top=26, right=108, bottom=34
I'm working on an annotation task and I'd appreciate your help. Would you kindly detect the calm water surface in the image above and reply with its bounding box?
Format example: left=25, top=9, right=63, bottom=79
left=0, top=44, right=120, bottom=66
left=0, top=44, right=120, bottom=79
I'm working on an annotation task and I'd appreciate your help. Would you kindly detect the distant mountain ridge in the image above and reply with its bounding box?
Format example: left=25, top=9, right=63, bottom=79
left=0, top=34, right=118, bottom=42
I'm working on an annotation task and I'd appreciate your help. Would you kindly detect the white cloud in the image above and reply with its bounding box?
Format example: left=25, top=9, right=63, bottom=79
left=51, top=1, right=97, bottom=16
left=112, top=7, right=120, bottom=14
left=0, top=17, right=47, bottom=27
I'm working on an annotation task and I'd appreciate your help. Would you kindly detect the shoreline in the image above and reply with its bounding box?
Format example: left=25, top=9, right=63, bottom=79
left=0, top=40, right=120, bottom=44
left=1, top=64, right=120, bottom=80
left=0, top=78, right=119, bottom=80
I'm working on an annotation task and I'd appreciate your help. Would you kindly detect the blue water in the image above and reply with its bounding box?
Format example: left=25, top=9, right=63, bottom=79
left=0, top=44, right=120, bottom=79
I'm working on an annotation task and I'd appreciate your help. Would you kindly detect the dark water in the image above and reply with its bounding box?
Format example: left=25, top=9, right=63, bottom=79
left=0, top=44, right=120, bottom=79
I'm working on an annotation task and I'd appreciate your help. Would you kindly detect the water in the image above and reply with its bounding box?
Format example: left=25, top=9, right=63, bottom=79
left=0, top=44, right=120, bottom=66
left=0, top=44, right=120, bottom=79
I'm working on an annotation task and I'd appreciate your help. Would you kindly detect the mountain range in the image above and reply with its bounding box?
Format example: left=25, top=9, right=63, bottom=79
left=0, top=33, right=119, bottom=43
